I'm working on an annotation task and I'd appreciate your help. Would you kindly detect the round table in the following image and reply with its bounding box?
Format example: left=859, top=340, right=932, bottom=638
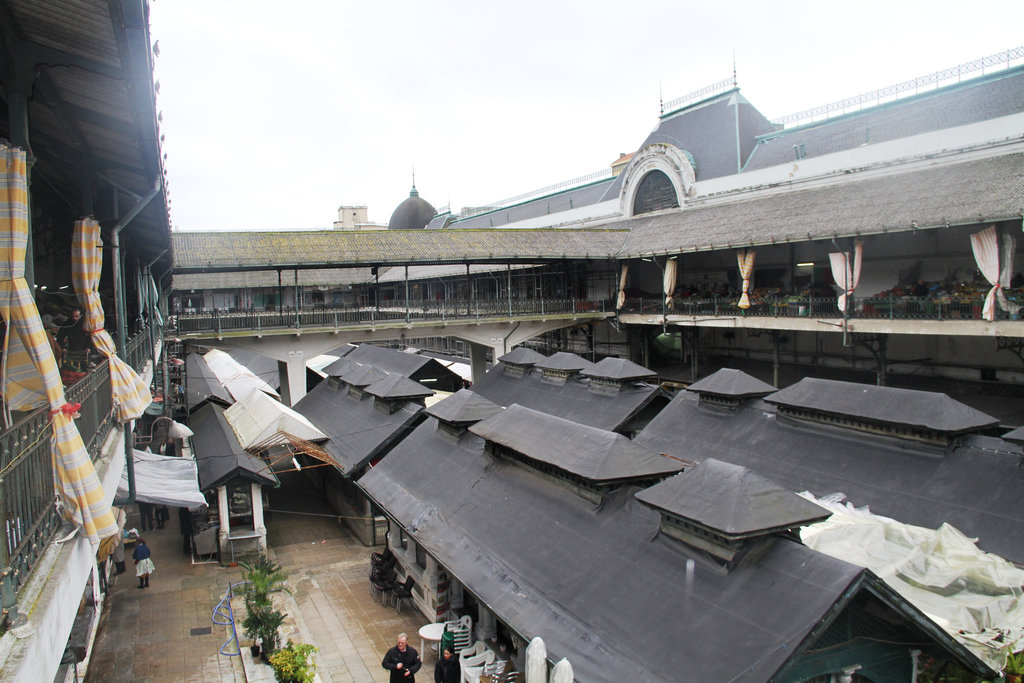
left=418, top=622, right=445, bottom=660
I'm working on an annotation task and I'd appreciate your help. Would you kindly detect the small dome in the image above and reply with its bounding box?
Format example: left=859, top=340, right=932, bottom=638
left=388, top=185, right=435, bottom=230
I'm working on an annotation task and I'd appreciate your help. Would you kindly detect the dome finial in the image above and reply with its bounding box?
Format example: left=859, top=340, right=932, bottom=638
left=410, top=166, right=418, bottom=197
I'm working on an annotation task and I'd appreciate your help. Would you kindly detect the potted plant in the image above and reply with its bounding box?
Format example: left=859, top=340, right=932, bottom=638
left=242, top=603, right=285, bottom=660
left=1005, top=648, right=1024, bottom=683
left=239, top=555, right=289, bottom=658
left=268, top=640, right=319, bottom=683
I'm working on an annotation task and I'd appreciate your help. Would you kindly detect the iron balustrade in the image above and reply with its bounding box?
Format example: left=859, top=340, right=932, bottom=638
left=618, top=296, right=1011, bottom=321
left=174, top=298, right=610, bottom=335
left=0, top=324, right=158, bottom=625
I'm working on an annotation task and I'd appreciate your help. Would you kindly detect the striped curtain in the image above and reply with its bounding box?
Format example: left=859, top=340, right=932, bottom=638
left=0, top=144, right=116, bottom=544
left=663, top=258, right=677, bottom=308
left=72, top=219, right=152, bottom=422
left=736, top=249, right=755, bottom=309
left=970, top=225, right=1017, bottom=322
left=828, top=240, right=863, bottom=313
left=615, top=264, right=628, bottom=310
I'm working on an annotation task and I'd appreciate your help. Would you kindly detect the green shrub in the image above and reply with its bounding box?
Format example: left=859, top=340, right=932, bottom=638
left=268, top=640, right=318, bottom=683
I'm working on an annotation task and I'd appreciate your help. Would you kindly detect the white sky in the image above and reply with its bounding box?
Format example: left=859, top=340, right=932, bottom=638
left=149, top=0, right=1024, bottom=232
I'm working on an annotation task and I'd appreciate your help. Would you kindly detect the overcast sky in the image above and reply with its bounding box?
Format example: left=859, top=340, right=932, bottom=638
left=149, top=1, right=1024, bottom=232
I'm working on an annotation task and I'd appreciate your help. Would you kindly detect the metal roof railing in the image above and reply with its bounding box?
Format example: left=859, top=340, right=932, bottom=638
left=458, top=168, right=614, bottom=221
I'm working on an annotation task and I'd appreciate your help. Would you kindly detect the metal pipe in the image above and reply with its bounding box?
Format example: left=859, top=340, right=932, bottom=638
left=111, top=176, right=161, bottom=506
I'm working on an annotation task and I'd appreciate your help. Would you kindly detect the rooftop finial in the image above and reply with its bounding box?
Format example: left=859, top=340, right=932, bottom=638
left=732, top=49, right=737, bottom=87
left=410, top=166, right=418, bottom=197
left=659, top=81, right=664, bottom=115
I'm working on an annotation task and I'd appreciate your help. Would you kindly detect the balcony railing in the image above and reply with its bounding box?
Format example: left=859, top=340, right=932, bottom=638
left=619, top=295, right=1009, bottom=321
left=174, top=298, right=611, bottom=335
left=0, top=324, right=157, bottom=624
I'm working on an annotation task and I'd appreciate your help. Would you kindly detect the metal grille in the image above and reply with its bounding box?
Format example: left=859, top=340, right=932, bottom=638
left=632, top=171, right=679, bottom=216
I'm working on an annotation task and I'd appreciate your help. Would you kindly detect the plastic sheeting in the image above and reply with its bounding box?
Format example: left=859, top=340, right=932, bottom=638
left=203, top=348, right=279, bottom=402
left=223, top=388, right=327, bottom=449
left=800, top=493, right=1024, bottom=670
left=118, top=450, right=207, bottom=509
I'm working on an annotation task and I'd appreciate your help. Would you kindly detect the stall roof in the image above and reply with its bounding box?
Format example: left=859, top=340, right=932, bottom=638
left=360, top=418, right=987, bottom=682
left=425, top=389, right=502, bottom=426
left=635, top=389, right=1024, bottom=563
left=533, top=351, right=595, bottom=373
left=469, top=404, right=681, bottom=482
left=687, top=367, right=777, bottom=398
left=118, top=450, right=207, bottom=510
left=185, top=352, right=233, bottom=411
left=471, top=362, right=664, bottom=433
left=345, top=344, right=461, bottom=386
left=365, top=374, right=434, bottom=401
left=203, top=349, right=280, bottom=402
left=764, top=377, right=999, bottom=433
left=223, top=389, right=327, bottom=450
left=581, top=357, right=657, bottom=381
left=497, top=347, right=547, bottom=366
left=292, top=377, right=424, bottom=475
left=190, top=404, right=278, bottom=490
left=339, top=363, right=389, bottom=388
left=636, top=459, right=831, bottom=537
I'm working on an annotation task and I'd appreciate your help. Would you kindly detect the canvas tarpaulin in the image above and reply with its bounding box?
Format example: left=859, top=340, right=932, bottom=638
left=223, top=388, right=327, bottom=450
left=0, top=143, right=116, bottom=543
left=118, top=449, right=207, bottom=509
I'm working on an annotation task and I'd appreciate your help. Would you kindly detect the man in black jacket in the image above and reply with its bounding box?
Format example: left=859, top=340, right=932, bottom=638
left=382, top=633, right=421, bottom=682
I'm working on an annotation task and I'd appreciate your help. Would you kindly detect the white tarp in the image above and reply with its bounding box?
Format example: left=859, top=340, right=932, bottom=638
left=800, top=493, right=1024, bottom=670
left=118, top=449, right=207, bottom=509
left=223, top=388, right=327, bottom=449
left=307, top=354, right=340, bottom=378
left=203, top=348, right=280, bottom=402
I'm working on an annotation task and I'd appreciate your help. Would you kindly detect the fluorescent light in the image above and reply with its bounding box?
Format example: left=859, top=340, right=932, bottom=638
left=291, top=457, right=301, bottom=471
left=796, top=262, right=814, bottom=267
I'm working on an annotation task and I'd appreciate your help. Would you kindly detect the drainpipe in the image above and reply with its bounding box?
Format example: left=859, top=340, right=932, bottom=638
left=112, top=177, right=161, bottom=506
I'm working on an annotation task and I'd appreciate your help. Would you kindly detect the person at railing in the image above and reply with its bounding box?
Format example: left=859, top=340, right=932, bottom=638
left=59, top=308, right=94, bottom=369
left=911, top=280, right=929, bottom=297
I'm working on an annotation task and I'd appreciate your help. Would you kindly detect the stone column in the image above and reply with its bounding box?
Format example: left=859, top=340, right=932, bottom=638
left=251, top=482, right=266, bottom=553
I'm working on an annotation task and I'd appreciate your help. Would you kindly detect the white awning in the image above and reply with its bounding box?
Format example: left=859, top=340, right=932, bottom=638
left=118, top=449, right=207, bottom=510
left=224, top=388, right=328, bottom=449
left=203, top=348, right=280, bottom=402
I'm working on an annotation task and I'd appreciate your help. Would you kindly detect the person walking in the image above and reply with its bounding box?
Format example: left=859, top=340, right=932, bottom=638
left=132, top=537, right=154, bottom=589
left=382, top=632, right=421, bottom=682
left=434, top=647, right=459, bottom=683
left=138, top=502, right=154, bottom=532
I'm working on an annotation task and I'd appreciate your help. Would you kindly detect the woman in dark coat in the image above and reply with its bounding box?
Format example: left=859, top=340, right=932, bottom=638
left=132, top=537, right=154, bottom=589
left=434, top=647, right=460, bottom=683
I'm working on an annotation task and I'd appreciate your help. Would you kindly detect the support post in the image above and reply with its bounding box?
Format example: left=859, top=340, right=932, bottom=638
left=251, top=482, right=267, bottom=554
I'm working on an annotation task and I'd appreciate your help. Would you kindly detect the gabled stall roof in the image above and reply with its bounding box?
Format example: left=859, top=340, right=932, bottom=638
left=360, top=418, right=988, bottom=681
left=687, top=368, right=777, bottom=398
left=425, top=389, right=502, bottom=426
left=497, top=347, right=547, bottom=366
left=223, top=390, right=327, bottom=450
left=581, top=357, right=657, bottom=381
left=203, top=349, right=280, bottom=402
left=533, top=351, right=594, bottom=373
left=765, top=377, right=998, bottom=434
left=185, top=352, right=233, bottom=410
left=339, top=363, right=389, bottom=388
left=190, top=403, right=279, bottom=490
left=469, top=404, right=681, bottom=482
left=635, top=388, right=1024, bottom=563
left=292, top=377, right=424, bottom=475
left=365, top=374, right=434, bottom=401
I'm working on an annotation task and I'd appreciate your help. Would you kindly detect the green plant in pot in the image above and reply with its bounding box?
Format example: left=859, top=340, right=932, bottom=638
left=239, top=554, right=289, bottom=656
left=242, top=604, right=285, bottom=659
left=268, top=640, right=318, bottom=683
left=1005, top=648, right=1024, bottom=683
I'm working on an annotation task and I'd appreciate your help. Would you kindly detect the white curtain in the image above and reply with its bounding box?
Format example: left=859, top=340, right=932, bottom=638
left=828, top=240, right=863, bottom=313
left=970, top=225, right=1018, bottom=321
left=736, top=249, right=755, bottom=309
left=615, top=263, right=628, bottom=310
left=663, top=258, right=677, bottom=308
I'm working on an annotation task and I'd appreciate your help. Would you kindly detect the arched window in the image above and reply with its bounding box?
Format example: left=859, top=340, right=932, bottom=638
left=632, top=170, right=679, bottom=215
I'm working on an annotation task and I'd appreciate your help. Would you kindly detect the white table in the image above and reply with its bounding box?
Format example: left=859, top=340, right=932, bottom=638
left=418, top=622, right=445, bottom=660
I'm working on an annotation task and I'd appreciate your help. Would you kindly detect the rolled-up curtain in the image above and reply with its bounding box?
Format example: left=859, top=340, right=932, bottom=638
left=829, top=240, right=863, bottom=313
left=72, top=218, right=152, bottom=422
left=0, top=143, right=116, bottom=544
left=663, top=258, right=677, bottom=308
left=615, top=263, right=628, bottom=310
left=147, top=272, right=164, bottom=326
left=970, top=225, right=1017, bottom=321
left=736, top=249, right=755, bottom=309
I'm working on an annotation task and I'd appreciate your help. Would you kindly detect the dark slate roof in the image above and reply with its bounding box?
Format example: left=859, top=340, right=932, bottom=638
left=388, top=187, right=435, bottom=230
left=617, top=151, right=1024, bottom=257
left=744, top=66, right=1024, bottom=172
left=582, top=357, right=656, bottom=381
left=364, top=374, right=434, bottom=401
left=321, top=357, right=355, bottom=377
left=636, top=459, right=831, bottom=537
left=360, top=419, right=985, bottom=682
left=185, top=352, right=233, bottom=410
left=471, top=363, right=664, bottom=432
left=686, top=368, right=777, bottom=398
left=1001, top=425, right=1024, bottom=444
left=765, top=377, right=998, bottom=433
left=533, top=351, right=595, bottom=373
left=229, top=349, right=281, bottom=390
left=497, top=347, right=547, bottom=366
left=346, top=344, right=456, bottom=382
left=339, top=364, right=389, bottom=387
left=190, top=403, right=279, bottom=490
left=171, top=228, right=629, bottom=272
left=635, top=391, right=1024, bottom=563
left=469, top=404, right=681, bottom=482
left=425, top=389, right=502, bottom=426
left=292, top=377, right=424, bottom=475
left=639, top=90, right=778, bottom=181
left=452, top=179, right=616, bottom=229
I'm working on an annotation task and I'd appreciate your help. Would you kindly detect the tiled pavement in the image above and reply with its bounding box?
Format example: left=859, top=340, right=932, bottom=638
left=85, top=471, right=428, bottom=682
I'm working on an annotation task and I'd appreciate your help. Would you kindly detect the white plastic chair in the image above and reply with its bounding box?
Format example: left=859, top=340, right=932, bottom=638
left=460, top=648, right=495, bottom=683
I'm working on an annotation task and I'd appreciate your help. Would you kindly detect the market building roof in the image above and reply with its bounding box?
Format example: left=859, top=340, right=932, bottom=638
left=185, top=352, right=233, bottom=411
left=424, top=389, right=502, bottom=426
left=190, top=403, right=279, bottom=490
left=364, top=373, right=434, bottom=401
left=581, top=357, right=657, bottom=381
left=360, top=417, right=989, bottom=681
left=634, top=386, right=1024, bottom=563
left=686, top=368, right=777, bottom=398
left=223, top=389, right=328, bottom=450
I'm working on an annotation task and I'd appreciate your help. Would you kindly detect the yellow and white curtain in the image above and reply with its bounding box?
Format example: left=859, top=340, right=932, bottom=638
left=828, top=240, right=863, bottom=313
left=615, top=264, right=628, bottom=310
left=72, top=218, right=151, bottom=422
left=663, top=258, right=677, bottom=308
left=0, top=143, right=116, bottom=544
left=736, top=249, right=755, bottom=309
left=970, top=225, right=1018, bottom=322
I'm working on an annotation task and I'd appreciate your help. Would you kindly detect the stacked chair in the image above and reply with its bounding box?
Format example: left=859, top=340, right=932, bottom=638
left=369, top=548, right=398, bottom=604
left=392, top=575, right=415, bottom=613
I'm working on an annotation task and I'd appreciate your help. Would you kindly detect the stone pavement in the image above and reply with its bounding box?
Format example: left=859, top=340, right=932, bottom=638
left=85, top=470, right=429, bottom=682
